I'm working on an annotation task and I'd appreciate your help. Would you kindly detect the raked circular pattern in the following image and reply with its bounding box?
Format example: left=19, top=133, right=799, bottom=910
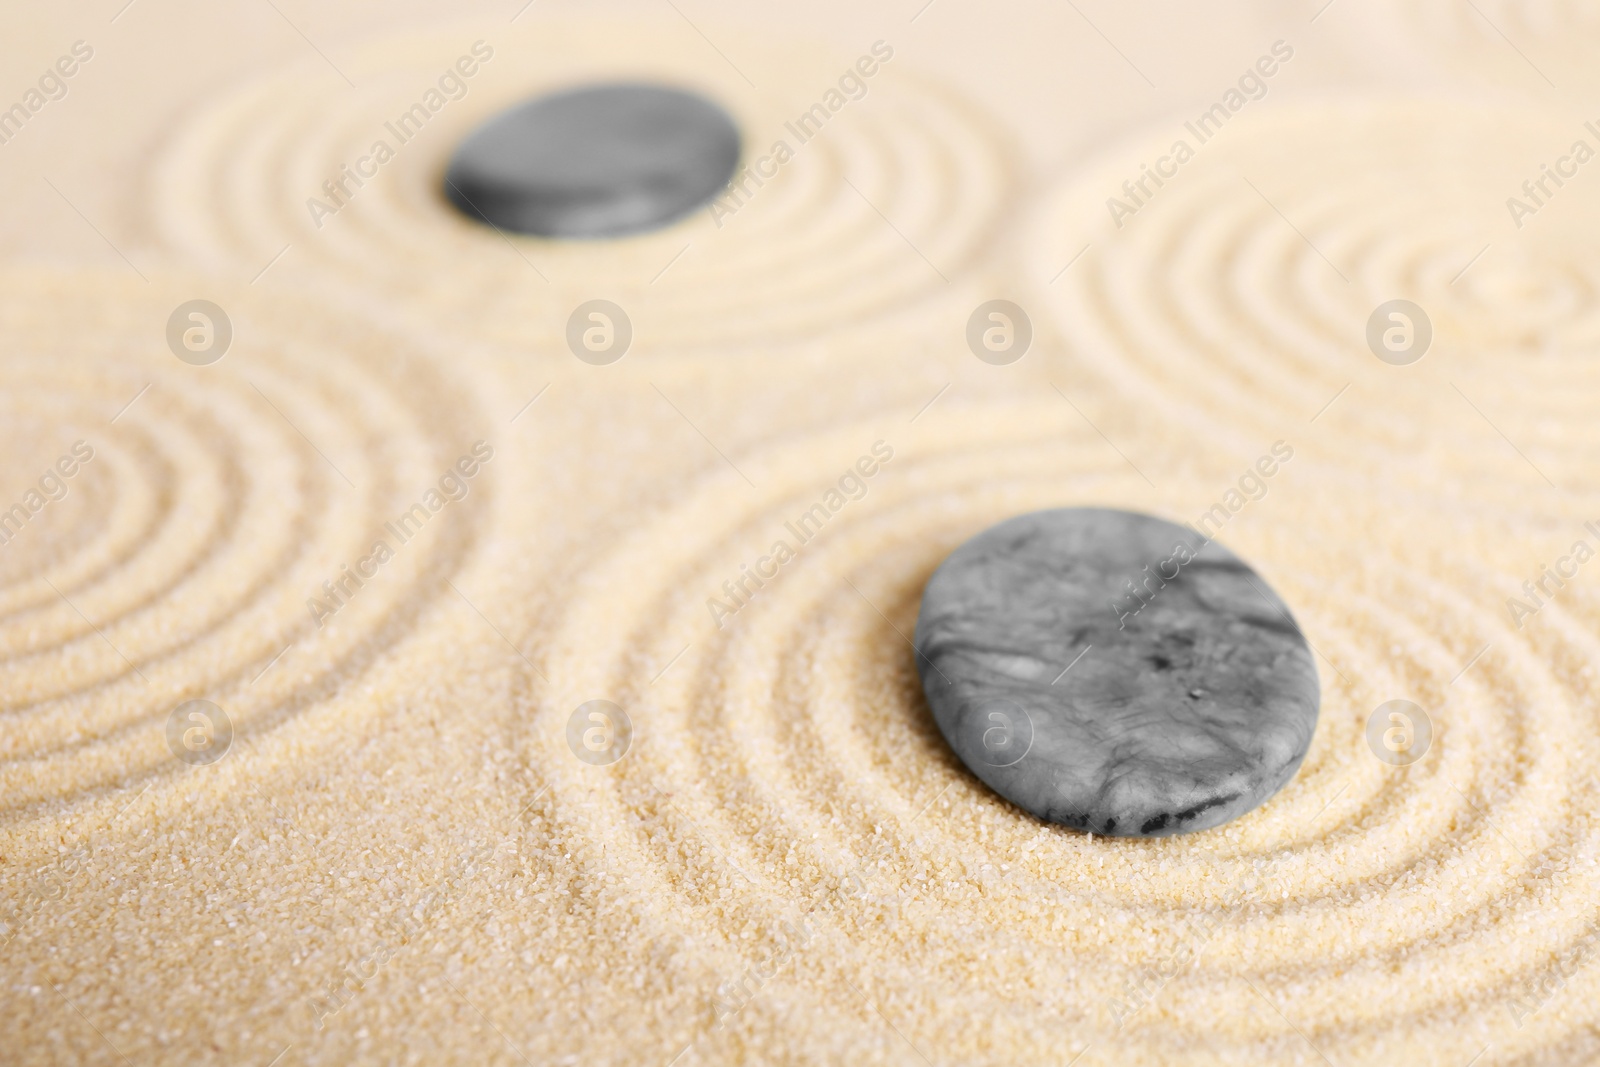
left=1026, top=99, right=1600, bottom=494
left=148, top=20, right=1009, bottom=357
left=0, top=270, right=493, bottom=816
left=502, top=399, right=1600, bottom=1065
left=11, top=41, right=1600, bottom=1067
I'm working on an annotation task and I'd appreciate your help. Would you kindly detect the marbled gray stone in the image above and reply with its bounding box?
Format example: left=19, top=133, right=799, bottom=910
left=914, top=508, right=1318, bottom=837
left=443, top=83, right=741, bottom=238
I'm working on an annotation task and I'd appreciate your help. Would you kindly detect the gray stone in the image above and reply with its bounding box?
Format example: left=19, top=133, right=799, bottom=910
left=444, top=83, right=741, bottom=238
left=914, top=508, right=1318, bottom=837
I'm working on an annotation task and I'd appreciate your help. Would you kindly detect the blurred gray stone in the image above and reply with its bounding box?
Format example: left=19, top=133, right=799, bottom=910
left=444, top=83, right=740, bottom=238
left=914, top=508, right=1318, bottom=837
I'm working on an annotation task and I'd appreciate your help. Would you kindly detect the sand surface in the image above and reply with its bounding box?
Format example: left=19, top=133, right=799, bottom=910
left=5, top=3, right=1600, bottom=1064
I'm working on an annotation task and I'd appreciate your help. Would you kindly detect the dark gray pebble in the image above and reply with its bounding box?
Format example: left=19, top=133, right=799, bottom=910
left=444, top=83, right=741, bottom=238
left=914, top=508, right=1318, bottom=837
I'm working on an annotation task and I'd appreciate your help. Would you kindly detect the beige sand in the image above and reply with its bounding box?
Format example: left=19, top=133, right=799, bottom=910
left=4, top=5, right=1600, bottom=1065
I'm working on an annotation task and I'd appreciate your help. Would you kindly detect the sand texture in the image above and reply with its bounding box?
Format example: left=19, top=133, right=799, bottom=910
left=5, top=4, right=1600, bottom=1065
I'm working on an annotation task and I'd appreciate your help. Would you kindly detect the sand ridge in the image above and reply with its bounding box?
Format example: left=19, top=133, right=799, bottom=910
left=4, top=8, right=1600, bottom=1066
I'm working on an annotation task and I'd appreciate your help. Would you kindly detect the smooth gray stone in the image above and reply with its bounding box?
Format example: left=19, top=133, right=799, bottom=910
left=443, top=83, right=740, bottom=238
left=914, top=508, right=1318, bottom=837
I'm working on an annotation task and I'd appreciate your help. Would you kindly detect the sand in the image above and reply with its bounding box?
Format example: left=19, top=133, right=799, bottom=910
left=5, top=4, right=1600, bottom=1064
